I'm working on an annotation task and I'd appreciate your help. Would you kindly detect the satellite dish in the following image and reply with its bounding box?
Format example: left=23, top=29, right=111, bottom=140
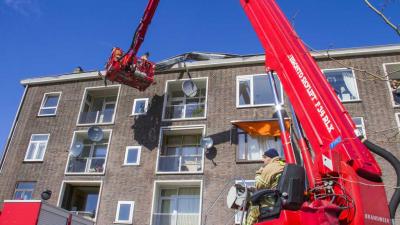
left=70, top=140, right=84, bottom=157
left=200, top=137, right=214, bottom=149
left=182, top=80, right=198, bottom=97
left=41, top=190, right=52, bottom=201
left=88, top=126, right=104, bottom=142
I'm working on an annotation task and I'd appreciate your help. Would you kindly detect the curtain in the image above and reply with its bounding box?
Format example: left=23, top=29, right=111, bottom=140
left=342, top=71, right=357, bottom=100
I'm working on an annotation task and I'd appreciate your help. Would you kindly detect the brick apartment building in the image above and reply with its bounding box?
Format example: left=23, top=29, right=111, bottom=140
left=0, top=44, right=400, bottom=225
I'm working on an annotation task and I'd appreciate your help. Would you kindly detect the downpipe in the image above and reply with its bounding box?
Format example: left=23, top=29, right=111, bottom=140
left=363, top=139, right=400, bottom=221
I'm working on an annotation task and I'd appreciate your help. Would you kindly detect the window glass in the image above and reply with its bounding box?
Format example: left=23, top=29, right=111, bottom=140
left=133, top=98, right=148, bottom=115
left=352, top=117, right=366, bottom=137
left=25, top=134, right=49, bottom=161
left=118, top=204, right=131, bottom=221
left=386, top=63, right=400, bottom=105
left=125, top=147, right=140, bottom=165
left=237, top=129, right=283, bottom=161
left=13, top=182, right=36, bottom=200
left=238, top=79, right=251, bottom=105
left=39, top=93, right=60, bottom=116
left=237, top=74, right=283, bottom=107
left=44, top=95, right=59, bottom=107
left=324, top=69, right=359, bottom=101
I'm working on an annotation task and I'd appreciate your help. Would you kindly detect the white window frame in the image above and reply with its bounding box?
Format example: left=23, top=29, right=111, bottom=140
left=76, top=85, right=121, bottom=126
left=234, top=180, right=255, bottom=224
left=132, top=98, right=149, bottom=116
left=352, top=117, right=366, bottom=138
left=155, top=125, right=206, bottom=175
left=395, top=113, right=400, bottom=132
left=383, top=62, right=400, bottom=107
left=236, top=74, right=284, bottom=108
left=162, top=77, right=208, bottom=121
left=115, top=201, right=135, bottom=224
left=322, top=68, right=361, bottom=103
left=124, top=146, right=142, bottom=166
left=24, top=134, right=50, bottom=162
left=38, top=92, right=62, bottom=116
left=149, top=180, right=203, bottom=225
left=64, top=130, right=112, bottom=175
left=57, top=180, right=103, bottom=222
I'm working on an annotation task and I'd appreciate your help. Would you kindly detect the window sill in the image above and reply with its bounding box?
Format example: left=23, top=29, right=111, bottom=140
left=236, top=104, right=276, bottom=109
left=162, top=117, right=207, bottom=122
left=236, top=160, right=263, bottom=164
left=76, top=122, right=115, bottom=126
left=340, top=99, right=362, bottom=103
left=23, top=160, right=44, bottom=163
left=130, top=113, right=147, bottom=117
left=122, top=164, right=140, bottom=166
left=156, top=171, right=204, bottom=175
left=37, top=114, right=57, bottom=117
left=113, top=221, right=132, bottom=224
left=64, top=172, right=105, bottom=176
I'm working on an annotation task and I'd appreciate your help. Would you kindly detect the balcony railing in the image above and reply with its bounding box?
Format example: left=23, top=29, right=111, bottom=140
left=78, top=109, right=115, bottom=124
left=70, top=211, right=96, bottom=220
left=165, top=103, right=205, bottom=119
left=158, top=155, right=202, bottom=173
left=152, top=213, right=199, bottom=225
left=67, top=157, right=105, bottom=173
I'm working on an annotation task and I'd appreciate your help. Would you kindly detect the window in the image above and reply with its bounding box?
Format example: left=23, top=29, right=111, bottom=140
left=236, top=74, right=283, bottom=107
left=157, top=127, right=204, bottom=173
left=78, top=86, right=119, bottom=125
left=323, top=69, right=360, bottom=102
left=24, top=134, right=49, bottom=161
left=66, top=131, right=110, bottom=174
left=163, top=79, right=207, bottom=120
left=132, top=98, right=149, bottom=115
left=352, top=117, right=366, bottom=137
left=13, top=182, right=36, bottom=200
left=124, top=146, right=141, bottom=165
left=237, top=129, right=283, bottom=161
left=234, top=180, right=255, bottom=224
left=152, top=183, right=201, bottom=225
left=115, top=201, right=135, bottom=224
left=60, top=182, right=100, bottom=220
left=38, top=92, right=61, bottom=116
left=384, top=63, right=400, bottom=106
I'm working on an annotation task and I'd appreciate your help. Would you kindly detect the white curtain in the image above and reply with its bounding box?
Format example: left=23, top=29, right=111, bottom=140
left=342, top=71, right=357, bottom=100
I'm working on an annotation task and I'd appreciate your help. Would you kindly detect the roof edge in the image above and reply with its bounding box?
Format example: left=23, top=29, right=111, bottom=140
left=21, top=44, right=400, bottom=86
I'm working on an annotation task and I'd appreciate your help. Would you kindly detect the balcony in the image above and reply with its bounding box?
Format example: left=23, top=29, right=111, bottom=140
left=157, top=129, right=204, bottom=174
left=77, top=86, right=119, bottom=125
left=66, top=131, right=110, bottom=175
left=78, top=109, right=114, bottom=124
left=152, top=213, right=199, bottom=225
left=158, top=155, right=202, bottom=172
left=60, top=183, right=100, bottom=221
left=163, top=79, right=207, bottom=120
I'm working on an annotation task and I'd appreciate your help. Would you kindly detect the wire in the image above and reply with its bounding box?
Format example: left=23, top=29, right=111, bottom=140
left=316, top=176, right=400, bottom=189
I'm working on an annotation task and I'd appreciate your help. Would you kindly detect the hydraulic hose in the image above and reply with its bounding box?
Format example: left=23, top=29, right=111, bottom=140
left=363, top=139, right=400, bottom=219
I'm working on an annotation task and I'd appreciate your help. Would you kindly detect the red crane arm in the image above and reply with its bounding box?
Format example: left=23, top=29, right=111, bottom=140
left=240, top=0, right=391, bottom=224
left=129, top=0, right=160, bottom=56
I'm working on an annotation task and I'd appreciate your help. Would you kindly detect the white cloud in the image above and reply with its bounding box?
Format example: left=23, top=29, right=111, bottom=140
left=4, top=0, right=41, bottom=16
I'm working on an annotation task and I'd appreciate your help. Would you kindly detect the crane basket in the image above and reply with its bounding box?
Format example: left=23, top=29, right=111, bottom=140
left=105, top=47, right=155, bottom=91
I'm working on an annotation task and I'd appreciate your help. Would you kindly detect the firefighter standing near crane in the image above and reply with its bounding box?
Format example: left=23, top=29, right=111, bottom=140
left=245, top=148, right=285, bottom=225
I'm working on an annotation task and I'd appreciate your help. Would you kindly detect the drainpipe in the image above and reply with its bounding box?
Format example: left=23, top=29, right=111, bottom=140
left=0, top=84, right=29, bottom=173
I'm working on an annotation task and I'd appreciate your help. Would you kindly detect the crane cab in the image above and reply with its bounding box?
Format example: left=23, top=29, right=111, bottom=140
left=105, top=47, right=155, bottom=91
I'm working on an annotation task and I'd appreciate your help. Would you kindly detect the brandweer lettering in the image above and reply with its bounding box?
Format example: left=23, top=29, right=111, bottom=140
left=287, top=55, right=334, bottom=133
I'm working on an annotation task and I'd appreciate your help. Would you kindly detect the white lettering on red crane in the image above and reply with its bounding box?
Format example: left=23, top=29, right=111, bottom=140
left=287, top=55, right=334, bottom=133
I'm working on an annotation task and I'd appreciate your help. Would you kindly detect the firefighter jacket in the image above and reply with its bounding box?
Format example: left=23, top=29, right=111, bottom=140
left=255, top=157, right=285, bottom=190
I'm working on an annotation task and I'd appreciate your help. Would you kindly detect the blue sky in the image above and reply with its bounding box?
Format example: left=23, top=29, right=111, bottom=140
left=0, top=0, right=399, bottom=154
